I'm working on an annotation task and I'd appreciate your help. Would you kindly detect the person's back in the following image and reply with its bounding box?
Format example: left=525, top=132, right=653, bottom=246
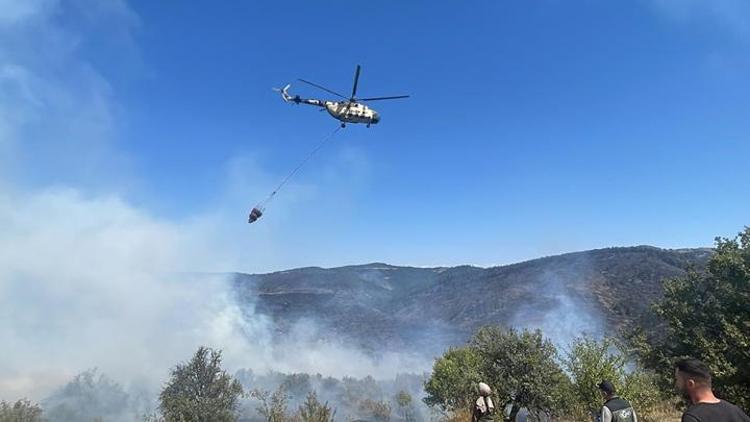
left=598, top=380, right=637, bottom=422
left=473, top=382, right=495, bottom=422
left=474, top=396, right=495, bottom=422
left=682, top=400, right=750, bottom=422
left=603, top=396, right=637, bottom=422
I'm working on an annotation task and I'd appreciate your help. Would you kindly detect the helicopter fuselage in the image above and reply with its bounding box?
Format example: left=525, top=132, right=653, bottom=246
left=325, top=101, right=380, bottom=125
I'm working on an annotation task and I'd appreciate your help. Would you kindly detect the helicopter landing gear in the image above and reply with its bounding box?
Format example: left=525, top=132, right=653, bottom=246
left=366, top=123, right=371, bottom=128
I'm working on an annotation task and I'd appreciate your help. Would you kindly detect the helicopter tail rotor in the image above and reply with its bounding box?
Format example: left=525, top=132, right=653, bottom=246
left=273, top=84, right=293, bottom=102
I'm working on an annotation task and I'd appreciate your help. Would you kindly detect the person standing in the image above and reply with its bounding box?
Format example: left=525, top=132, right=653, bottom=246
left=472, top=382, right=495, bottom=422
left=675, top=358, right=750, bottom=422
left=597, top=380, right=637, bottom=422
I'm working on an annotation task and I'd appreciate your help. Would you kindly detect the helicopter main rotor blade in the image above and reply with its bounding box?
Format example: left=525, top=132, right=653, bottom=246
left=358, top=95, right=411, bottom=101
left=297, top=79, right=348, bottom=100
left=351, top=65, right=361, bottom=100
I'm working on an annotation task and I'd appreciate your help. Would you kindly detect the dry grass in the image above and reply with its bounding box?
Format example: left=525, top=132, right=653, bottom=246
left=558, top=404, right=681, bottom=422
left=438, top=402, right=682, bottom=422
left=439, top=407, right=472, bottom=421
left=636, top=401, right=682, bottom=422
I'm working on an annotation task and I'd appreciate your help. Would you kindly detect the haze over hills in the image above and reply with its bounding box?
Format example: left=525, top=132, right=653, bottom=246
left=232, top=246, right=712, bottom=356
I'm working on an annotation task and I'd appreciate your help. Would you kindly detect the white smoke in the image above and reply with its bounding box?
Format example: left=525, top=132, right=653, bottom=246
left=0, top=186, right=431, bottom=405
left=0, top=0, right=427, bottom=407
left=0, top=187, right=235, bottom=399
left=511, top=271, right=603, bottom=350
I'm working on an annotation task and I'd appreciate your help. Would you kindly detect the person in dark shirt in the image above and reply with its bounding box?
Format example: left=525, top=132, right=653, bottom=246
left=597, top=380, right=637, bottom=422
left=674, top=358, right=750, bottom=422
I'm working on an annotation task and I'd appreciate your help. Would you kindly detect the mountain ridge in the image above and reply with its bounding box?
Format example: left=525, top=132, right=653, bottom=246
left=232, top=246, right=712, bottom=355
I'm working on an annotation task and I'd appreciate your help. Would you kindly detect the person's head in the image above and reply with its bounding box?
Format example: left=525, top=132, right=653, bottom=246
left=597, top=380, right=616, bottom=399
left=674, top=358, right=712, bottom=399
left=478, top=382, right=491, bottom=397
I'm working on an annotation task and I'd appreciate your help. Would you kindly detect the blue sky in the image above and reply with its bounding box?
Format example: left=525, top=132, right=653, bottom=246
left=2, top=0, right=749, bottom=272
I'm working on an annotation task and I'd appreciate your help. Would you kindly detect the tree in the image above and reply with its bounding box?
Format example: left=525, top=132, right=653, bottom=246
left=250, top=386, right=289, bottom=422
left=42, top=369, right=131, bottom=422
left=425, top=327, right=570, bottom=419
left=281, top=373, right=313, bottom=402
left=423, top=346, right=483, bottom=412
left=471, top=326, right=569, bottom=419
left=341, top=376, right=383, bottom=407
left=159, top=346, right=243, bottom=422
left=0, top=399, right=43, bottom=422
left=564, top=336, right=661, bottom=421
left=621, top=370, right=664, bottom=422
left=632, top=228, right=750, bottom=411
left=564, top=336, right=627, bottom=419
left=142, top=413, right=165, bottom=422
left=358, top=399, right=391, bottom=422
left=295, top=391, right=335, bottom=422
left=395, top=391, right=415, bottom=422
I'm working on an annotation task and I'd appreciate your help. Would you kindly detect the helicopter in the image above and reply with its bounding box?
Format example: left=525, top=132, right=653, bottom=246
left=274, top=65, right=409, bottom=128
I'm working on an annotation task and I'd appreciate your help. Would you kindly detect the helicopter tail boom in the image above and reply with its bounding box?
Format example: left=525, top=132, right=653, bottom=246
left=274, top=84, right=328, bottom=108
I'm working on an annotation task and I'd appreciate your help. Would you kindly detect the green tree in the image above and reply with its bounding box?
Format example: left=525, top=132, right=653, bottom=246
left=425, top=327, right=570, bottom=419
left=395, top=391, right=415, bottom=422
left=565, top=336, right=627, bottom=419
left=250, top=386, right=289, bottom=422
left=565, top=336, right=661, bottom=421
left=632, top=228, right=750, bottom=410
left=295, top=391, right=335, bottom=422
left=621, top=370, right=663, bottom=421
left=159, top=346, right=243, bottom=422
left=471, top=326, right=569, bottom=420
left=423, top=346, right=483, bottom=412
left=0, top=399, right=43, bottom=422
